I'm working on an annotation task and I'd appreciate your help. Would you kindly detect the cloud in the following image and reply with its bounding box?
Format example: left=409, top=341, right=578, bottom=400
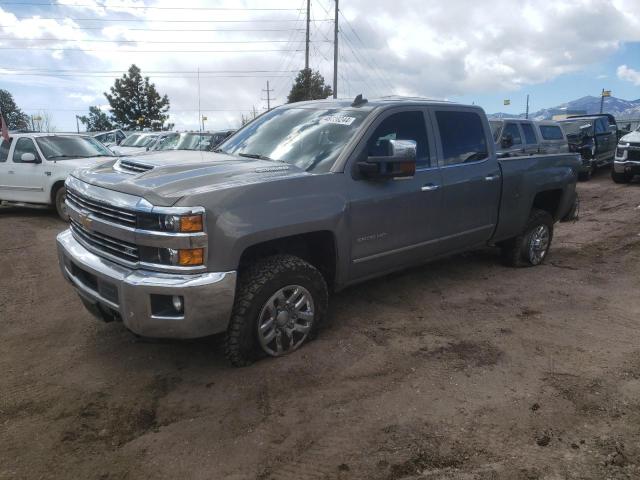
left=617, top=64, right=640, bottom=85
left=1, top=0, right=640, bottom=131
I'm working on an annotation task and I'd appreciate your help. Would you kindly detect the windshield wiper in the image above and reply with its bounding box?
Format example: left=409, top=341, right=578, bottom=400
left=46, top=155, right=78, bottom=160
left=84, top=154, right=115, bottom=158
left=237, top=152, right=285, bottom=162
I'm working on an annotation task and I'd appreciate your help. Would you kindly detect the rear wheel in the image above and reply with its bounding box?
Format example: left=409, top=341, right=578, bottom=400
left=611, top=169, right=631, bottom=184
left=578, top=165, right=593, bottom=181
left=224, top=254, right=328, bottom=367
left=54, top=186, right=69, bottom=221
left=501, top=209, right=554, bottom=267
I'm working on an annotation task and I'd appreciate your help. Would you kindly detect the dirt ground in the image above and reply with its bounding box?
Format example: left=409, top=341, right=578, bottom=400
left=1, top=170, right=640, bottom=480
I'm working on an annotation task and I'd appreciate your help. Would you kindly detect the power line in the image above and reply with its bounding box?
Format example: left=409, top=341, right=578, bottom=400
left=0, top=2, right=303, bottom=10
left=0, top=67, right=298, bottom=73
left=0, top=25, right=306, bottom=32
left=3, top=73, right=294, bottom=78
left=0, top=46, right=304, bottom=52
left=12, top=16, right=333, bottom=23
left=0, top=37, right=330, bottom=44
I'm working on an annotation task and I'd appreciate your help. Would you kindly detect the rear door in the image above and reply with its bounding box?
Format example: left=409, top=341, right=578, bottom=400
left=347, top=108, right=444, bottom=280
left=520, top=121, right=539, bottom=154
left=0, top=138, right=14, bottom=199
left=430, top=107, right=501, bottom=251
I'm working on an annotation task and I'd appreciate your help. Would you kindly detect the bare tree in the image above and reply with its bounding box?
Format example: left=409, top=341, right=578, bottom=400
left=30, top=110, right=56, bottom=132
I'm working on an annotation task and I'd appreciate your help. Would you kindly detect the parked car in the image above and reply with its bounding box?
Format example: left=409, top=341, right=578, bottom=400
left=110, top=132, right=164, bottom=156
left=534, top=121, right=570, bottom=154
left=93, top=129, right=127, bottom=147
left=612, top=124, right=640, bottom=183
left=558, top=114, right=617, bottom=180
left=57, top=97, right=580, bottom=366
left=489, top=118, right=539, bottom=157
left=151, top=131, right=234, bottom=152
left=0, top=133, right=116, bottom=220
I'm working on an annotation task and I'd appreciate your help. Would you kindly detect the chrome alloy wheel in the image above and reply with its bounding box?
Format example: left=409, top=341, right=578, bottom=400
left=257, top=285, right=315, bottom=356
left=528, top=225, right=550, bottom=265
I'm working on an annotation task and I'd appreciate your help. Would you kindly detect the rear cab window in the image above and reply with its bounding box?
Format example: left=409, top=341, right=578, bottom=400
left=435, top=110, right=489, bottom=166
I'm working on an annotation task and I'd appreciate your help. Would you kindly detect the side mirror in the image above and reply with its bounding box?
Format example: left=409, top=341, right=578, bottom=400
left=501, top=133, right=513, bottom=149
left=21, top=152, right=40, bottom=163
left=358, top=139, right=417, bottom=179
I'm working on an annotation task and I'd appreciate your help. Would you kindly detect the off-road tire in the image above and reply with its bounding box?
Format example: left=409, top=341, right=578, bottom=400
left=611, top=169, right=631, bottom=184
left=54, top=186, right=69, bottom=222
left=578, top=166, right=593, bottom=181
left=224, top=254, right=328, bottom=367
left=501, top=209, right=554, bottom=267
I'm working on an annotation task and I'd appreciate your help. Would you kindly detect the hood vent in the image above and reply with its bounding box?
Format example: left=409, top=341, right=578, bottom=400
left=114, top=159, right=154, bottom=175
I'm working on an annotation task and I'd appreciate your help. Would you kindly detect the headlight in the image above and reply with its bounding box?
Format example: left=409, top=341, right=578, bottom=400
left=137, top=212, right=204, bottom=233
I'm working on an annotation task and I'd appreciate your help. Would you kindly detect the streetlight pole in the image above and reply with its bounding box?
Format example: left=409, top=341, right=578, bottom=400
left=75, top=115, right=80, bottom=133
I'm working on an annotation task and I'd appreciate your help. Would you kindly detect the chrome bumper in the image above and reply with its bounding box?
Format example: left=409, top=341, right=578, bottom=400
left=57, top=229, right=236, bottom=339
left=614, top=160, right=640, bottom=174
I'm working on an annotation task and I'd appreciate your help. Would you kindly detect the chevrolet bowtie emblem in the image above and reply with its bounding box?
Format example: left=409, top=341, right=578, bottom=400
left=80, top=213, right=93, bottom=229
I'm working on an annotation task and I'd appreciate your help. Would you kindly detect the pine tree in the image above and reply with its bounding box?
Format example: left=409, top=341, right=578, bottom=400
left=287, top=68, right=333, bottom=103
left=104, top=65, right=170, bottom=130
left=79, top=106, right=113, bottom=132
left=0, top=89, right=29, bottom=129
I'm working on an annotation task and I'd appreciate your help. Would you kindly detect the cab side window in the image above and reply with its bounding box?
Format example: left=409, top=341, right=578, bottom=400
left=595, top=118, right=608, bottom=134
left=12, top=138, right=40, bottom=163
left=520, top=123, right=537, bottom=144
left=435, top=110, right=488, bottom=166
left=503, top=123, right=522, bottom=145
left=367, top=111, right=430, bottom=167
left=0, top=138, right=11, bottom=162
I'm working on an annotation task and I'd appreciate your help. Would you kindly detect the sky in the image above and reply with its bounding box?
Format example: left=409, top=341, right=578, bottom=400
left=0, top=0, right=639, bottom=132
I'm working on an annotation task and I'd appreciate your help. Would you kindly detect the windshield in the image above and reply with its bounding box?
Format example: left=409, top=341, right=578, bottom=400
left=155, top=133, right=217, bottom=151
left=218, top=107, right=369, bottom=173
left=119, top=134, right=158, bottom=147
left=489, top=121, right=502, bottom=142
left=560, top=120, right=593, bottom=138
left=35, top=136, right=114, bottom=160
left=119, top=134, right=141, bottom=146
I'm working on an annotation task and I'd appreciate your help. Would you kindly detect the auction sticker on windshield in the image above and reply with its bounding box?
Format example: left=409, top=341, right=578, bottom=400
left=320, top=115, right=356, bottom=126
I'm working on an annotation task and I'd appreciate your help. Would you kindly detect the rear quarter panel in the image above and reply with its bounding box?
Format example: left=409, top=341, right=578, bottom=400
left=492, top=153, right=580, bottom=242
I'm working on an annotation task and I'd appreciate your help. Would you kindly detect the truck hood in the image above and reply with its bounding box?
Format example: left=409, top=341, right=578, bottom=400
left=111, top=145, right=148, bottom=156
left=71, top=150, right=310, bottom=206
left=621, top=130, right=640, bottom=144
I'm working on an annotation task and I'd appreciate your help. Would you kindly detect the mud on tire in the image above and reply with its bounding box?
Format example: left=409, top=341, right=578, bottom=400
left=224, top=254, right=328, bottom=367
left=501, top=208, right=554, bottom=267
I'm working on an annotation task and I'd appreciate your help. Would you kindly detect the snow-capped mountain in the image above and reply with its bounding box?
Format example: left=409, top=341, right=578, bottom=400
left=490, top=96, right=640, bottom=120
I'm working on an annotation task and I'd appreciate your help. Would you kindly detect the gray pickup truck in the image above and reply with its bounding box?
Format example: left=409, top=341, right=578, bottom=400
left=57, top=97, right=580, bottom=366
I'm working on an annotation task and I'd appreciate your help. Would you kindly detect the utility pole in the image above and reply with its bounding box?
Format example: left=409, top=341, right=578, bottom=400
left=262, top=81, right=275, bottom=110
left=75, top=115, right=80, bottom=133
left=525, top=94, right=529, bottom=119
left=333, top=0, right=338, bottom=99
left=305, top=0, right=310, bottom=70
left=197, top=67, right=202, bottom=133
left=599, top=88, right=611, bottom=113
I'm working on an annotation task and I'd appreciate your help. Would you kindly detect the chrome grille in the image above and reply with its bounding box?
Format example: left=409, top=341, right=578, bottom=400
left=66, top=189, right=137, bottom=227
left=115, top=159, right=154, bottom=174
left=70, top=219, right=139, bottom=263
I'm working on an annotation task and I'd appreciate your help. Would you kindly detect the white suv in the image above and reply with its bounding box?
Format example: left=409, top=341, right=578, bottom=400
left=0, top=133, right=116, bottom=220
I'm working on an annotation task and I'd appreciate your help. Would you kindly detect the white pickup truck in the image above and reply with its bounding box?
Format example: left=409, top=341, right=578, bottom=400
left=0, top=133, right=117, bottom=220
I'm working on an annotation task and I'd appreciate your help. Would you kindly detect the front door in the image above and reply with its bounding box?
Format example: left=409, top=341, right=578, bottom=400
left=520, top=122, right=539, bottom=155
left=4, top=137, right=47, bottom=203
left=430, top=108, right=501, bottom=252
left=594, top=117, right=614, bottom=162
left=347, top=108, right=444, bottom=280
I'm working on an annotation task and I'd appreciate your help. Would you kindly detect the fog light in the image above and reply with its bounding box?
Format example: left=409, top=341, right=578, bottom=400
left=178, top=248, right=204, bottom=266
left=172, top=295, right=183, bottom=313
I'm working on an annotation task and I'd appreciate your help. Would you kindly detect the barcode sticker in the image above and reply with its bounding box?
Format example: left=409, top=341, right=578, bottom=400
left=320, top=115, right=356, bottom=126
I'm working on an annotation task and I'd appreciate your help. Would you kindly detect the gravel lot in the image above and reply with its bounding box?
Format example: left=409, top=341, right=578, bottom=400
left=1, top=170, right=640, bottom=480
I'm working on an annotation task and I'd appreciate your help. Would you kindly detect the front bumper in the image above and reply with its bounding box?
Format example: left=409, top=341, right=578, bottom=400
left=57, top=229, right=236, bottom=339
left=613, top=160, right=640, bottom=175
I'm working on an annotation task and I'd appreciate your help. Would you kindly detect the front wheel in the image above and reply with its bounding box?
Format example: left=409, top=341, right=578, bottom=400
left=224, top=255, right=328, bottom=367
left=611, top=169, right=631, bottom=184
left=501, top=209, right=554, bottom=267
left=54, top=186, right=69, bottom=221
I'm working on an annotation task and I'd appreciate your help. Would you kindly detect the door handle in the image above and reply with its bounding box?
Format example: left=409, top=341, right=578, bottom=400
left=421, top=184, right=440, bottom=192
left=484, top=174, right=500, bottom=181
